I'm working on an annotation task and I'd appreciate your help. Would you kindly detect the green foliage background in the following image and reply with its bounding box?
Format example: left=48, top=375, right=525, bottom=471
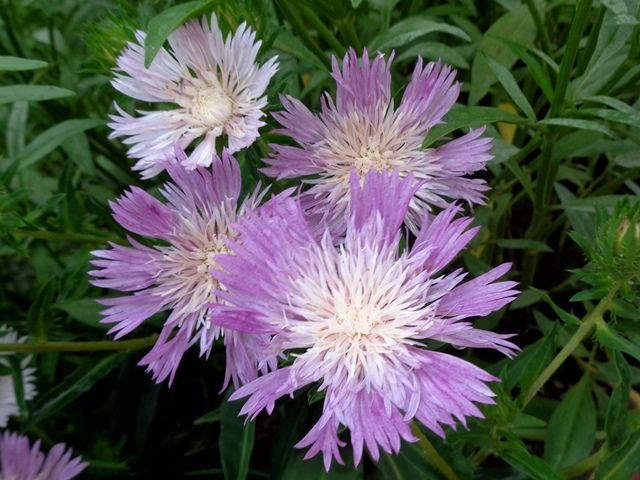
left=1, top=0, right=640, bottom=478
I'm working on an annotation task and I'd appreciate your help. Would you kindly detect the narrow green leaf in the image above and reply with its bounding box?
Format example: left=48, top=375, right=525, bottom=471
left=529, top=288, right=581, bottom=326
left=0, top=56, right=48, bottom=71
left=544, top=374, right=596, bottom=470
left=0, top=85, right=75, bottom=104
left=396, top=41, right=469, bottom=69
left=496, top=238, right=552, bottom=252
left=470, top=7, right=536, bottom=104
left=581, top=95, right=640, bottom=116
left=144, top=0, right=217, bottom=67
left=580, top=107, right=640, bottom=128
left=538, top=118, right=615, bottom=137
left=370, top=16, right=471, bottom=50
left=193, top=408, right=220, bottom=425
left=29, top=354, right=123, bottom=424
left=56, top=298, right=109, bottom=330
left=596, top=431, right=640, bottom=480
left=6, top=101, right=28, bottom=158
left=481, top=52, right=536, bottom=120
left=219, top=397, right=255, bottom=480
left=505, top=325, right=557, bottom=391
left=488, top=35, right=554, bottom=101
left=605, top=352, right=631, bottom=449
left=282, top=455, right=362, bottom=479
left=423, top=105, right=526, bottom=146
left=16, top=118, right=105, bottom=171
left=596, top=322, right=640, bottom=362
left=350, top=0, right=363, bottom=7
left=501, top=437, right=563, bottom=480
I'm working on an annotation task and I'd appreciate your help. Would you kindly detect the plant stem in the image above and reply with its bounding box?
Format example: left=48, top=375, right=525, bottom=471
left=522, top=287, right=618, bottom=406
left=524, top=0, right=552, bottom=54
left=529, top=0, right=593, bottom=238
left=339, top=17, right=362, bottom=53
left=0, top=336, right=158, bottom=353
left=560, top=444, right=608, bottom=478
left=298, top=5, right=344, bottom=55
left=411, top=423, right=460, bottom=480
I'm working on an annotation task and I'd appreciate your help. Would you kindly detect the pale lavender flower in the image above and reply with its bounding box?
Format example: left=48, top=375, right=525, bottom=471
left=210, top=171, right=518, bottom=469
left=263, top=49, right=492, bottom=234
left=89, top=150, right=272, bottom=386
left=109, top=14, right=278, bottom=178
left=0, top=432, right=87, bottom=480
left=0, top=328, right=37, bottom=427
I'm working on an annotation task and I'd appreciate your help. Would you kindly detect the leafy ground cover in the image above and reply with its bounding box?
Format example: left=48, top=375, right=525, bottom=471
left=1, top=0, right=639, bottom=478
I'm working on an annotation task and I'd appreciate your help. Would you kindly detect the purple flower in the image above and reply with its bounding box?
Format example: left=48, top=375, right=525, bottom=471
left=109, top=14, right=278, bottom=178
left=89, top=150, right=272, bottom=386
left=0, top=432, right=87, bottom=480
left=263, top=49, right=492, bottom=234
left=210, top=171, right=518, bottom=469
left=0, top=328, right=37, bottom=427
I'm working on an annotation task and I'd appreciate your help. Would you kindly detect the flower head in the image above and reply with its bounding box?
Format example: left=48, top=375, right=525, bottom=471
left=89, top=150, right=272, bottom=386
left=211, top=171, right=518, bottom=469
left=0, top=432, right=87, bottom=480
left=0, top=328, right=37, bottom=428
left=109, top=14, right=278, bottom=178
left=263, top=49, right=491, bottom=233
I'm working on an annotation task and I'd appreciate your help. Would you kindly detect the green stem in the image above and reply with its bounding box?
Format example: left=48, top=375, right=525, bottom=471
left=522, top=287, right=618, bottom=406
left=549, top=0, right=593, bottom=118
left=560, top=444, right=608, bottom=478
left=0, top=336, right=158, bottom=353
left=276, top=0, right=330, bottom=70
left=298, top=5, right=344, bottom=54
left=411, top=423, right=460, bottom=480
left=524, top=0, right=552, bottom=54
left=339, top=17, right=362, bottom=53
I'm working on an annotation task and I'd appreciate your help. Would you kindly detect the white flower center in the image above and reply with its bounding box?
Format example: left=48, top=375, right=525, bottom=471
left=189, top=87, right=234, bottom=129
left=353, top=145, right=394, bottom=177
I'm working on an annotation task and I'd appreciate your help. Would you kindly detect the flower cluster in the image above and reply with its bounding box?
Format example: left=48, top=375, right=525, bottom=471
left=90, top=10, right=519, bottom=470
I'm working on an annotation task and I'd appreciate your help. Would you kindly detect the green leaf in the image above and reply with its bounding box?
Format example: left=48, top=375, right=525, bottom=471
left=605, top=352, right=631, bottom=449
left=193, top=408, right=220, bottom=425
left=6, top=101, right=29, bottom=158
left=219, top=396, right=255, bottom=480
left=376, top=442, right=442, bottom=479
left=505, top=326, right=558, bottom=391
left=144, top=0, right=217, bottom=68
left=488, top=35, right=554, bottom=101
left=470, top=7, right=536, bottom=104
left=580, top=107, right=640, bottom=128
left=496, top=239, right=552, bottom=252
left=423, top=105, right=526, bottom=146
left=544, top=374, right=596, bottom=470
left=282, top=455, right=362, bottom=480
left=370, top=16, right=470, bottom=50
left=596, top=321, right=640, bottom=362
left=0, top=85, right=75, bottom=104
left=538, top=118, right=615, bottom=137
left=350, top=0, right=363, bottom=7
left=481, top=52, right=536, bottom=120
left=56, top=298, right=109, bottom=330
left=29, top=354, right=123, bottom=424
left=501, top=437, right=563, bottom=480
left=581, top=95, right=640, bottom=116
left=396, top=41, right=469, bottom=69
left=529, top=288, right=581, bottom=326
left=596, top=431, right=640, bottom=480
left=15, top=118, right=105, bottom=171
left=0, top=56, right=48, bottom=71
